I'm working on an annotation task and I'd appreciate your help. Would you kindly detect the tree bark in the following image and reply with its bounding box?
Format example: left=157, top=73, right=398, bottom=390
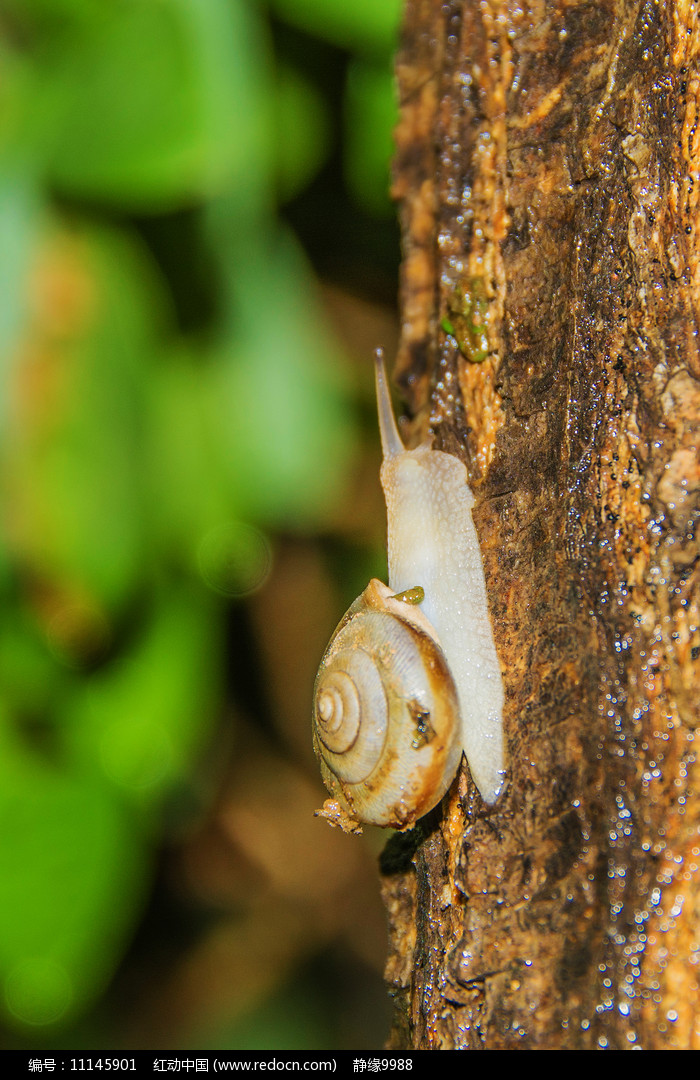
left=382, top=0, right=700, bottom=1050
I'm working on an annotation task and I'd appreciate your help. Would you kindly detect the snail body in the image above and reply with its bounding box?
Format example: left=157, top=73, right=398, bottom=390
left=313, top=353, right=505, bottom=832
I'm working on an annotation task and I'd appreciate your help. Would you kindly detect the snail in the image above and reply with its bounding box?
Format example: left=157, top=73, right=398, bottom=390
left=313, top=351, right=505, bottom=832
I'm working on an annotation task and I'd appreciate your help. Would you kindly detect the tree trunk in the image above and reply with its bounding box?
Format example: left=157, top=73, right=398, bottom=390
left=382, top=0, right=700, bottom=1050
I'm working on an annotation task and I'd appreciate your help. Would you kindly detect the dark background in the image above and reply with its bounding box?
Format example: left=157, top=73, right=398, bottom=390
left=0, top=0, right=402, bottom=1051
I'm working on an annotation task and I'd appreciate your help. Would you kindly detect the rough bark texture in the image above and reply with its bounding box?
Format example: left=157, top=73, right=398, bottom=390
left=381, top=0, right=700, bottom=1050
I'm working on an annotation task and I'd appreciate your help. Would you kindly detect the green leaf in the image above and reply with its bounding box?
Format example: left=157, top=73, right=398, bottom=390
left=274, top=64, right=330, bottom=204
left=344, top=56, right=397, bottom=217
left=65, top=586, right=222, bottom=803
left=205, top=222, right=357, bottom=529
left=1, top=0, right=102, bottom=31
left=147, top=346, right=232, bottom=566
left=267, top=0, right=402, bottom=55
left=0, top=165, right=42, bottom=434
left=45, top=0, right=270, bottom=211
left=6, top=217, right=167, bottom=616
left=0, top=611, right=68, bottom=722
left=0, top=719, right=149, bottom=1028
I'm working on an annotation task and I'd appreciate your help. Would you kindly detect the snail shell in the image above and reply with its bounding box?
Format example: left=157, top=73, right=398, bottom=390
left=313, top=578, right=462, bottom=831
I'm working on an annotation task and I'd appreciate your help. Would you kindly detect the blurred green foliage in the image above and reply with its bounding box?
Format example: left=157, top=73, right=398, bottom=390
left=0, top=0, right=400, bottom=1038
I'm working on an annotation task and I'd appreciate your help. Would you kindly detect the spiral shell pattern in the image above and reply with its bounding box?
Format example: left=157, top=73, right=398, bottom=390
left=313, top=579, right=462, bottom=830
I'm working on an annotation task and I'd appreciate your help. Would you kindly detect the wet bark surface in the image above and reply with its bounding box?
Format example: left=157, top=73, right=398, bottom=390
left=382, top=0, right=700, bottom=1050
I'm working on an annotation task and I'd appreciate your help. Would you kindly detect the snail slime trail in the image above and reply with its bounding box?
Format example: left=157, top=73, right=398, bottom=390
left=312, top=352, right=505, bottom=833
